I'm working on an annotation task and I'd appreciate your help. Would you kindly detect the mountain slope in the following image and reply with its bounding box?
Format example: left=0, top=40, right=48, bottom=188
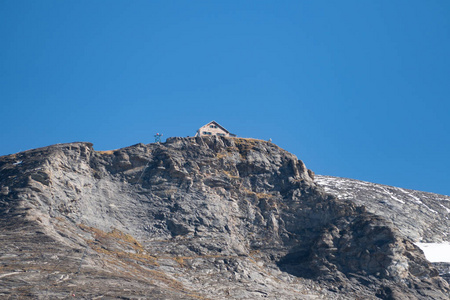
left=0, top=137, right=448, bottom=299
left=315, top=175, right=450, bottom=286
left=315, top=175, right=450, bottom=243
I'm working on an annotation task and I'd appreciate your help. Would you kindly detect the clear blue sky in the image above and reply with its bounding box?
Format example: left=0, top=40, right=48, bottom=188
left=1, top=1, right=449, bottom=195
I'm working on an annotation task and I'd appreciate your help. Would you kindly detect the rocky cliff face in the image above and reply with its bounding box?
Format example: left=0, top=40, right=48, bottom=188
left=315, top=175, right=450, bottom=286
left=0, top=137, right=448, bottom=299
left=315, top=176, right=450, bottom=244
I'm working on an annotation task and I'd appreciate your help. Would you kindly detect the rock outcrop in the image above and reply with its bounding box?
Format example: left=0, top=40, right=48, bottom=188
left=315, top=175, right=450, bottom=288
left=315, top=175, right=450, bottom=244
left=0, top=137, right=448, bottom=299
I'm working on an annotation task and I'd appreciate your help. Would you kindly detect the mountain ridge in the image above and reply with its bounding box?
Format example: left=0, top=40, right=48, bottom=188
left=315, top=175, right=450, bottom=243
left=0, top=137, right=448, bottom=299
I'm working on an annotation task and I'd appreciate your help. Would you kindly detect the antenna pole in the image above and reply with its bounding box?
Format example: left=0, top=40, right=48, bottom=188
left=154, top=133, right=163, bottom=143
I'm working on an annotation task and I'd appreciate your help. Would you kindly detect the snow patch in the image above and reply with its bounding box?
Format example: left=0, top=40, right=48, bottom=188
left=380, top=187, right=405, bottom=204
left=415, top=242, right=450, bottom=263
left=13, top=161, right=22, bottom=165
left=398, top=188, right=422, bottom=203
left=396, top=188, right=439, bottom=214
left=438, top=204, right=450, bottom=214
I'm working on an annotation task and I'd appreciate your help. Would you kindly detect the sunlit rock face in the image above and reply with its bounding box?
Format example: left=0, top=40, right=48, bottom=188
left=315, top=175, right=450, bottom=243
left=316, top=175, right=450, bottom=286
left=0, top=137, right=448, bottom=299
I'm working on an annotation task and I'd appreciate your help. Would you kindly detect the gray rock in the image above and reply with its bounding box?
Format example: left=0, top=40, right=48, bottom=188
left=0, top=137, right=448, bottom=299
left=315, top=175, right=450, bottom=243
left=316, top=175, right=450, bottom=288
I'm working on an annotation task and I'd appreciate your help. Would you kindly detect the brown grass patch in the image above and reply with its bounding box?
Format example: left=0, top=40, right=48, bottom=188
left=223, top=170, right=239, bottom=179
left=77, top=224, right=159, bottom=268
left=96, top=150, right=116, bottom=155
left=216, top=152, right=228, bottom=159
left=243, top=188, right=272, bottom=199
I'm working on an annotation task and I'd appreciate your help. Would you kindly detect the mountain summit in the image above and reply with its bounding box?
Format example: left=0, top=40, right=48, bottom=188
left=0, top=137, right=448, bottom=299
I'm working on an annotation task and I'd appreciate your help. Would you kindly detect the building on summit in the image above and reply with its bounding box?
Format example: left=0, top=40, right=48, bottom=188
left=195, top=121, right=236, bottom=137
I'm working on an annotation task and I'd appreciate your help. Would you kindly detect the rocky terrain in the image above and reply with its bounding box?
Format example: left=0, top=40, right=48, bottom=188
left=315, top=175, right=450, bottom=285
left=0, top=137, right=449, bottom=299
left=315, top=176, right=450, bottom=244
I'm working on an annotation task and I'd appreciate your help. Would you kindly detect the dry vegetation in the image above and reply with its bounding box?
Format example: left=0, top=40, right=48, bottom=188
left=78, top=224, right=160, bottom=268
left=79, top=224, right=144, bottom=252
left=95, top=150, right=116, bottom=155
left=243, top=188, right=272, bottom=199
left=223, top=170, right=240, bottom=179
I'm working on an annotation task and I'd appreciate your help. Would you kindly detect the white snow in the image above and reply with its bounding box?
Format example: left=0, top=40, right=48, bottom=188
left=398, top=188, right=422, bottom=203
left=13, top=161, right=22, bottom=165
left=0, top=271, right=22, bottom=278
left=396, top=188, right=439, bottom=214
left=415, top=242, right=450, bottom=263
left=381, top=187, right=405, bottom=204
left=438, top=203, right=450, bottom=214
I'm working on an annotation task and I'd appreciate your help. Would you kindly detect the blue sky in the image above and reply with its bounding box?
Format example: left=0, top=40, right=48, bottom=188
left=1, top=1, right=449, bottom=195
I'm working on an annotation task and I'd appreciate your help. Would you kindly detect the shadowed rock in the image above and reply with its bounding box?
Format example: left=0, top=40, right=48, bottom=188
left=0, top=137, right=448, bottom=299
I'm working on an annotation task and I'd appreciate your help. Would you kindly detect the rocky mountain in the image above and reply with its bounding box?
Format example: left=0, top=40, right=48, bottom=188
left=0, top=137, right=449, bottom=299
left=314, top=176, right=450, bottom=244
left=315, top=175, right=450, bottom=285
